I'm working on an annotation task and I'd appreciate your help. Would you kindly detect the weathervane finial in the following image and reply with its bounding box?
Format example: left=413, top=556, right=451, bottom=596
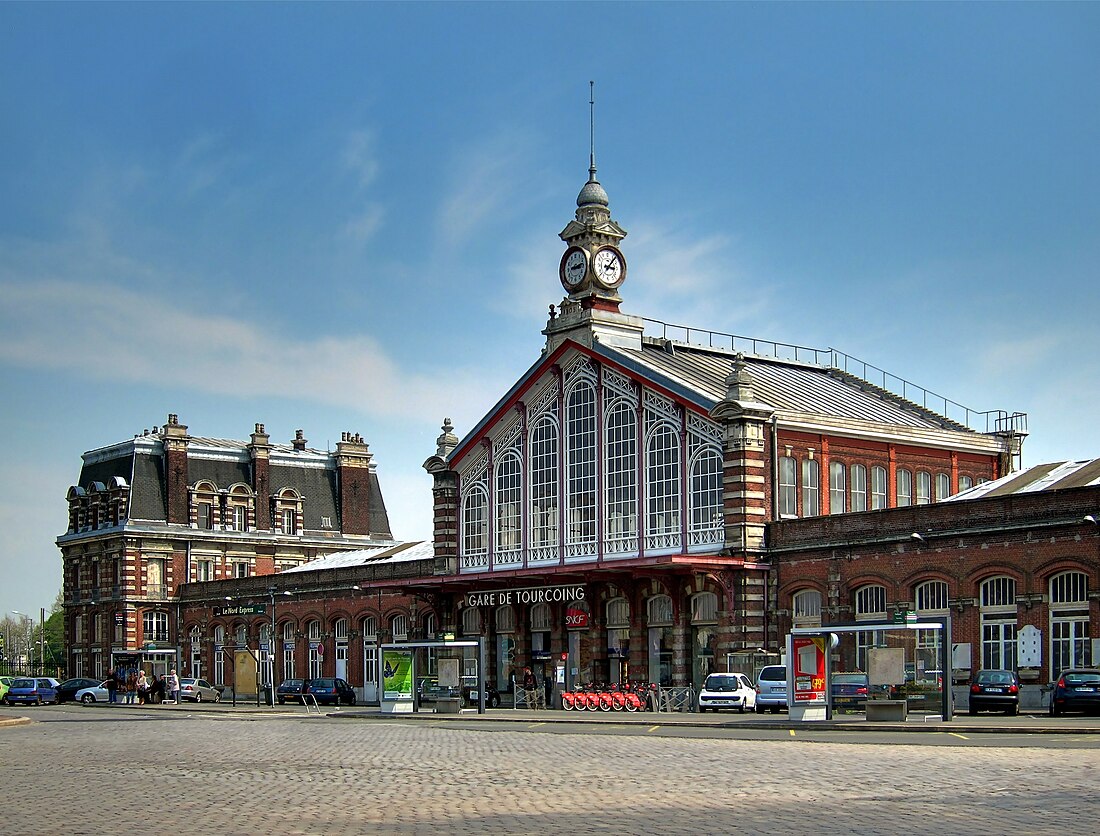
left=589, top=80, right=596, bottom=181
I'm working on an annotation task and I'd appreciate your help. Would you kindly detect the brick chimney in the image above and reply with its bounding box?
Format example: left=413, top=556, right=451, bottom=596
left=249, top=423, right=272, bottom=530
left=292, top=429, right=308, bottom=452
left=336, top=431, right=373, bottom=536
left=162, top=413, right=191, bottom=524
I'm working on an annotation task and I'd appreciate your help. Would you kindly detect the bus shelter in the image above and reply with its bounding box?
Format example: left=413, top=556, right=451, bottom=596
left=788, top=616, right=952, bottom=722
left=379, top=637, right=487, bottom=714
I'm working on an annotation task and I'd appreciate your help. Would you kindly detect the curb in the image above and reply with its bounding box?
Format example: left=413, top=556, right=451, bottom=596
left=0, top=716, right=33, bottom=728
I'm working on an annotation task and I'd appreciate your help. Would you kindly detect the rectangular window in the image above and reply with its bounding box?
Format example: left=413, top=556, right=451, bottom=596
left=233, top=505, right=248, bottom=531
left=982, top=620, right=1017, bottom=670
left=282, top=509, right=297, bottom=535
left=233, top=562, right=250, bottom=579
left=196, top=560, right=213, bottom=582
left=145, top=559, right=165, bottom=599
left=1051, top=618, right=1091, bottom=672
left=198, top=502, right=213, bottom=530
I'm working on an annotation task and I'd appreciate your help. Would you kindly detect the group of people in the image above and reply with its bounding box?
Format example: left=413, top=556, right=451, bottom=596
left=105, top=668, right=180, bottom=705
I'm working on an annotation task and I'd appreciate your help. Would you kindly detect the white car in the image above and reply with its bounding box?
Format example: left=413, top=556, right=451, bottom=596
left=698, top=672, right=757, bottom=713
left=74, top=680, right=112, bottom=705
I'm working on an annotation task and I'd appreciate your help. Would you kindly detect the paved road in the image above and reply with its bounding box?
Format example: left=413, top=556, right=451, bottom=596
left=3, top=705, right=1100, bottom=835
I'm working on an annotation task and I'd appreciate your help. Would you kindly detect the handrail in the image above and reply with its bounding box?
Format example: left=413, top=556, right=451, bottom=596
left=640, top=317, right=1028, bottom=436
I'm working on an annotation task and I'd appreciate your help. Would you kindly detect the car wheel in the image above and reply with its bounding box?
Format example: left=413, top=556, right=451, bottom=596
left=738, top=706, right=745, bottom=714
left=82, top=693, right=95, bottom=705
left=195, top=692, right=203, bottom=703
left=755, top=703, right=765, bottom=714
left=1052, top=704, right=1062, bottom=717
left=278, top=697, right=285, bottom=705
left=969, top=707, right=977, bottom=716
left=1006, top=705, right=1018, bottom=717
left=36, top=697, right=42, bottom=706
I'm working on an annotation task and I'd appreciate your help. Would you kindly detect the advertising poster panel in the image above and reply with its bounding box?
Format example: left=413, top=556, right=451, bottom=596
left=382, top=650, right=414, bottom=700
left=792, top=636, right=826, bottom=703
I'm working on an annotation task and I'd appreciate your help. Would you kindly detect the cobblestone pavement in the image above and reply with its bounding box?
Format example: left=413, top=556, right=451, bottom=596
left=3, top=708, right=1099, bottom=835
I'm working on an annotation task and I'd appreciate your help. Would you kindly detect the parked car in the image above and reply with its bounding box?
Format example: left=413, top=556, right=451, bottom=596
left=462, top=675, right=500, bottom=708
left=57, top=677, right=107, bottom=704
left=276, top=679, right=308, bottom=704
left=179, top=678, right=221, bottom=703
left=307, top=678, right=357, bottom=706
left=968, top=669, right=1020, bottom=716
left=1049, top=668, right=1100, bottom=716
left=698, top=672, right=756, bottom=713
left=831, top=673, right=869, bottom=712
left=74, top=680, right=112, bottom=704
left=0, top=675, right=14, bottom=702
left=755, top=665, right=788, bottom=713
left=416, top=676, right=458, bottom=707
left=4, top=677, right=61, bottom=706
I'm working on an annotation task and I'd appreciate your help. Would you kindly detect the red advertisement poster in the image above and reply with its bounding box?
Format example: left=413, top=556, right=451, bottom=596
left=792, top=636, right=826, bottom=702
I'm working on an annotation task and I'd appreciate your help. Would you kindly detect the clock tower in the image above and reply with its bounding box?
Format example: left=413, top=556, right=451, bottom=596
left=546, top=87, right=643, bottom=354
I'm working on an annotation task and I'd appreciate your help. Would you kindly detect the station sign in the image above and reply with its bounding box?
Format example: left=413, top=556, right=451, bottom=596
left=464, top=584, right=584, bottom=609
left=213, top=604, right=267, bottom=617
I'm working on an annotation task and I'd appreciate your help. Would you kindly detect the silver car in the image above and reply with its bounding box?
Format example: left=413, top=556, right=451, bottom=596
left=754, top=665, right=788, bottom=713
left=179, top=678, right=221, bottom=702
left=74, top=680, right=112, bottom=705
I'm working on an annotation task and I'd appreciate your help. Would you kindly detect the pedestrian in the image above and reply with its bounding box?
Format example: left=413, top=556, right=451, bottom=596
left=107, top=668, right=118, bottom=704
left=166, top=669, right=180, bottom=705
left=125, top=671, right=136, bottom=704
left=136, top=671, right=149, bottom=705
left=151, top=674, right=166, bottom=704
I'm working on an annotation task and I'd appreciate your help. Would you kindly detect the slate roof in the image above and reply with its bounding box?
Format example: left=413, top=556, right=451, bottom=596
left=599, top=337, right=971, bottom=432
left=943, top=459, right=1100, bottom=501
left=281, top=540, right=432, bottom=571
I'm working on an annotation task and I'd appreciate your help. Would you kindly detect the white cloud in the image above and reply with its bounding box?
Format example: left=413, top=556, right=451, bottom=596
left=0, top=277, right=502, bottom=424
left=341, top=204, right=385, bottom=243
left=342, top=129, right=380, bottom=189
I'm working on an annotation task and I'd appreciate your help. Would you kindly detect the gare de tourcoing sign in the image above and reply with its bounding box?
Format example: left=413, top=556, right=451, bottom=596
left=464, top=584, right=584, bottom=609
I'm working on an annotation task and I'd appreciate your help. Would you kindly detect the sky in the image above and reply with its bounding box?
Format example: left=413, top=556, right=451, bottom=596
left=1, top=3, right=1098, bottom=620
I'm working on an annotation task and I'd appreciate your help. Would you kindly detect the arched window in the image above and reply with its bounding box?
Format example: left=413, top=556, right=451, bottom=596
left=605, top=401, right=638, bottom=552
left=235, top=624, right=247, bottom=646
left=495, top=605, right=515, bottom=633
left=793, top=589, right=822, bottom=627
left=281, top=621, right=295, bottom=680
left=778, top=456, right=797, bottom=517
left=461, top=486, right=489, bottom=568
left=529, top=416, right=559, bottom=559
left=850, top=465, right=868, bottom=512
left=647, top=594, right=673, bottom=626
left=802, top=459, right=821, bottom=517
left=980, top=576, right=1017, bottom=670
left=691, top=592, right=718, bottom=624
left=689, top=447, right=722, bottom=544
left=896, top=469, right=913, bottom=507
left=936, top=473, right=951, bottom=501
left=461, top=608, right=482, bottom=636
left=227, top=484, right=253, bottom=532
left=566, top=381, right=597, bottom=554
left=1050, top=571, right=1090, bottom=672
left=607, top=597, right=630, bottom=628
left=530, top=603, right=551, bottom=632
left=646, top=424, right=681, bottom=550
left=422, top=613, right=436, bottom=639
left=390, top=615, right=408, bottom=640
left=361, top=616, right=377, bottom=642
left=494, top=452, right=522, bottom=558
left=915, top=580, right=949, bottom=613
left=871, top=466, right=887, bottom=510
left=214, top=625, right=226, bottom=684
left=916, top=471, right=932, bottom=505
left=829, top=461, right=846, bottom=514
left=275, top=488, right=301, bottom=535
left=959, top=475, right=973, bottom=492
left=143, top=610, right=169, bottom=643
left=307, top=620, right=322, bottom=678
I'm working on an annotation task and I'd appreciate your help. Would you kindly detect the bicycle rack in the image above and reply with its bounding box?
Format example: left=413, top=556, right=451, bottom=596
left=302, top=693, right=321, bottom=714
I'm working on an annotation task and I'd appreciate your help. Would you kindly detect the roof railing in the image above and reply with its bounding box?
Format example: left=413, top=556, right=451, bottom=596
left=641, top=317, right=1027, bottom=436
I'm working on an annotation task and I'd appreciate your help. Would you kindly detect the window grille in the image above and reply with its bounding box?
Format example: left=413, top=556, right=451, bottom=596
left=915, top=580, right=949, bottom=613
left=607, top=597, right=631, bottom=628
left=647, top=595, right=673, bottom=626
left=855, top=585, right=887, bottom=619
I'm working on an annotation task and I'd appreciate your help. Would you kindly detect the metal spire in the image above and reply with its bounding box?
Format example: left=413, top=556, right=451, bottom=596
left=589, top=80, right=596, bottom=181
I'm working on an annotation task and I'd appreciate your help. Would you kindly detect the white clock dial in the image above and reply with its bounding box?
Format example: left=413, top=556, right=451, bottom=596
left=593, top=247, right=625, bottom=288
left=560, top=247, right=588, bottom=288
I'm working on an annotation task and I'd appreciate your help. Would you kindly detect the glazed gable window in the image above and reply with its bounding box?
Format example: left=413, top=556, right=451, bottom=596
left=605, top=400, right=638, bottom=551
left=565, top=381, right=597, bottom=553
left=529, top=415, right=559, bottom=556
left=646, top=423, right=681, bottom=549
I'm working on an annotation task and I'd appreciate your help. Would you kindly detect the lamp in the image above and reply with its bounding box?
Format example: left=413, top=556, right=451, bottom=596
left=910, top=533, right=925, bottom=543
left=1084, top=515, right=1098, bottom=526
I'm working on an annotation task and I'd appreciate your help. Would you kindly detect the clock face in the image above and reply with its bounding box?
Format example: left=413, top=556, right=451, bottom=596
left=593, top=247, right=626, bottom=288
left=560, top=247, right=588, bottom=288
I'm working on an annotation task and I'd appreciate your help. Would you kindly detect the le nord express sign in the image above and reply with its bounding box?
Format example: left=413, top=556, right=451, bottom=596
left=464, top=584, right=584, bottom=609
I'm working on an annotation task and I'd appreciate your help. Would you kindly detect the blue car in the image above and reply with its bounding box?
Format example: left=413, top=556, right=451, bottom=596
left=4, top=677, right=61, bottom=706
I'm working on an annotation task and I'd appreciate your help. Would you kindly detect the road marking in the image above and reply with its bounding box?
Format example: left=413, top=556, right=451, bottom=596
left=947, top=732, right=969, bottom=740
left=789, top=729, right=796, bottom=737
left=528, top=722, right=546, bottom=728
left=648, top=725, right=660, bottom=733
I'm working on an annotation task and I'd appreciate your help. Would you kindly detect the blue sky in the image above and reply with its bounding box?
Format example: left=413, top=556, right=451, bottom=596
left=2, top=3, right=1098, bottom=620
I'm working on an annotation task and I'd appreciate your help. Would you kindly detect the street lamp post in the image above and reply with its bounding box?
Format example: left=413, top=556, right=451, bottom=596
left=12, top=611, right=33, bottom=671
left=269, top=588, right=291, bottom=707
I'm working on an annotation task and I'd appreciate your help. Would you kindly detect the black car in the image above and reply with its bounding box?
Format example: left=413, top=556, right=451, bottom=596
left=307, top=678, right=356, bottom=707
left=968, top=669, right=1020, bottom=716
left=56, top=677, right=108, bottom=703
left=1049, top=668, right=1100, bottom=716
left=831, top=673, right=869, bottom=712
left=275, top=678, right=308, bottom=704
